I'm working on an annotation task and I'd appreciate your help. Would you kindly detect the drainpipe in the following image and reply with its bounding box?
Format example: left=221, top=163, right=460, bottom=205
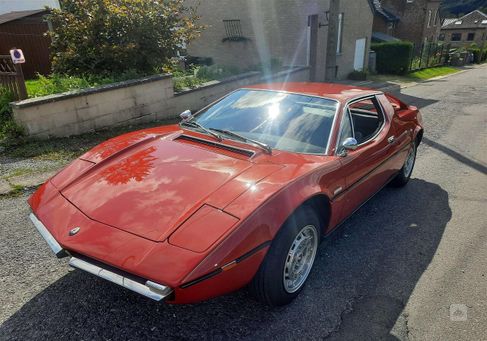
left=325, top=0, right=340, bottom=81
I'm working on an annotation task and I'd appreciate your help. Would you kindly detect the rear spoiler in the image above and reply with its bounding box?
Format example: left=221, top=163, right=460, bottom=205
left=385, top=94, right=410, bottom=111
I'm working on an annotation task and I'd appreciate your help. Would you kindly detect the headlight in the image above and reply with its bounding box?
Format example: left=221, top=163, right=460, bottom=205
left=169, top=205, right=238, bottom=253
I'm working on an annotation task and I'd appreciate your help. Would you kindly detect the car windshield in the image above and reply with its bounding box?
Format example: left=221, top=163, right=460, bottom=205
left=194, top=89, right=338, bottom=154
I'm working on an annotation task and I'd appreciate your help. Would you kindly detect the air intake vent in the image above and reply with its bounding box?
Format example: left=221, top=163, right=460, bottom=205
left=175, top=135, right=255, bottom=158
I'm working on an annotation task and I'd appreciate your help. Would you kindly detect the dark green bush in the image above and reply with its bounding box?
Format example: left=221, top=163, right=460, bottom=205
left=0, top=87, right=24, bottom=142
left=196, top=65, right=241, bottom=80
left=347, top=70, right=368, bottom=81
left=47, top=0, right=204, bottom=76
left=467, top=45, right=482, bottom=63
left=371, top=42, right=413, bottom=74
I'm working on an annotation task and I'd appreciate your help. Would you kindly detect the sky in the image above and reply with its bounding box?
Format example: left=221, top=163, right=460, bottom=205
left=0, top=0, right=60, bottom=15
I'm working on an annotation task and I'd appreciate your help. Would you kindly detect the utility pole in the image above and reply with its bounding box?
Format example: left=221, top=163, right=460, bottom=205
left=325, top=0, right=340, bottom=81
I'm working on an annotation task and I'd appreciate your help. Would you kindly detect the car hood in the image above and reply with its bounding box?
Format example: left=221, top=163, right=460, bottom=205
left=61, top=135, right=281, bottom=242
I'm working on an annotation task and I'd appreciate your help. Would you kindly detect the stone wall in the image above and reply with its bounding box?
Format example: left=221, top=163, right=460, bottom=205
left=12, top=67, right=309, bottom=138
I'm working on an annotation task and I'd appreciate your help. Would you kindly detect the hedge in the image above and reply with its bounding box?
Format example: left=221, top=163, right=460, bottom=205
left=467, top=47, right=482, bottom=63
left=467, top=45, right=487, bottom=63
left=371, top=41, right=413, bottom=74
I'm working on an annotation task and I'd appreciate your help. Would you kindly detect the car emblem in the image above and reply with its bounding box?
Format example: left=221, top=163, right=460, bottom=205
left=69, top=227, right=81, bottom=236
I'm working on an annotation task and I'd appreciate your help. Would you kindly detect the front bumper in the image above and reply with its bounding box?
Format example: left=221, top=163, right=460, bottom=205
left=29, top=213, right=67, bottom=258
left=29, top=213, right=173, bottom=301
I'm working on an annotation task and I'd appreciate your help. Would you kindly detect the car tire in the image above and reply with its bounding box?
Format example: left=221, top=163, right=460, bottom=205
left=249, top=206, right=321, bottom=306
left=390, top=141, right=417, bottom=187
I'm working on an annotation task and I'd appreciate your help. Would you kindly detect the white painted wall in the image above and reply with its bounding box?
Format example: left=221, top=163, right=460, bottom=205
left=0, top=0, right=60, bottom=15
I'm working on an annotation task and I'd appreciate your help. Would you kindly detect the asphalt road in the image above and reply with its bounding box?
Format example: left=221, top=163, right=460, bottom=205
left=0, top=65, right=486, bottom=340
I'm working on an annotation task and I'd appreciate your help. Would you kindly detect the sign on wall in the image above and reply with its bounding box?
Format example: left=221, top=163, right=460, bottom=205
left=10, top=48, right=25, bottom=64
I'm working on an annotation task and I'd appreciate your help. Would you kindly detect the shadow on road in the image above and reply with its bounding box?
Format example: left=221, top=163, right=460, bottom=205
left=0, top=179, right=451, bottom=340
left=423, top=137, right=487, bottom=175
left=392, top=92, right=438, bottom=110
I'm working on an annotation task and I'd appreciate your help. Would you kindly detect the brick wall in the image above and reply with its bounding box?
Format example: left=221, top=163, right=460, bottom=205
left=379, top=0, right=441, bottom=48
left=185, top=0, right=373, bottom=81
left=185, top=0, right=330, bottom=78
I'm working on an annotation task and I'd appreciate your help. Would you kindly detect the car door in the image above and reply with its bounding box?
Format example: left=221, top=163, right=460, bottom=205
left=334, top=95, right=398, bottom=221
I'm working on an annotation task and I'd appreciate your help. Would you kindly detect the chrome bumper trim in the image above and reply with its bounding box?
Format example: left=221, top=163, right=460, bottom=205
left=29, top=213, right=67, bottom=258
left=68, top=257, right=173, bottom=301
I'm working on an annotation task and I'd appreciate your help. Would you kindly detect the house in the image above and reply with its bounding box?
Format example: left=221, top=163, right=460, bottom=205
left=440, top=10, right=487, bottom=49
left=0, top=9, right=52, bottom=78
left=372, top=0, right=442, bottom=48
left=184, top=0, right=374, bottom=81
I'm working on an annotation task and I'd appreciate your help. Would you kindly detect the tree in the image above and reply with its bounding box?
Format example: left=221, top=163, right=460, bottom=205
left=46, top=0, right=203, bottom=76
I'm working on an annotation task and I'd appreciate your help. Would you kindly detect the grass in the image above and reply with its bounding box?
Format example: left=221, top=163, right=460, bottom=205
left=369, top=66, right=461, bottom=84
left=25, top=72, right=144, bottom=98
left=0, top=184, right=25, bottom=198
left=408, top=66, right=460, bottom=80
left=1, top=167, right=35, bottom=180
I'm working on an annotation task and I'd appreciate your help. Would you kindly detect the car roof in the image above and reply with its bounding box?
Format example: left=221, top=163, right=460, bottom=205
left=245, top=82, right=382, bottom=103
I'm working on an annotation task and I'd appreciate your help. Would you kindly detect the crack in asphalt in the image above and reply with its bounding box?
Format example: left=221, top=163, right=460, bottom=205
left=323, top=295, right=363, bottom=339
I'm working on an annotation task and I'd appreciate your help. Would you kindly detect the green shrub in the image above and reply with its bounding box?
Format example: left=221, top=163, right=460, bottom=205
left=173, top=75, right=208, bottom=92
left=0, top=87, right=24, bottom=142
left=196, top=65, right=241, bottom=80
left=26, top=71, right=146, bottom=98
left=467, top=45, right=482, bottom=63
left=47, top=0, right=204, bottom=76
left=347, top=70, right=368, bottom=81
left=371, top=41, right=413, bottom=74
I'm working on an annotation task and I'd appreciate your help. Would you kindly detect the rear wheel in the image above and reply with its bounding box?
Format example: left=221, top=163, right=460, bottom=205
left=391, top=142, right=416, bottom=187
left=249, top=206, right=320, bottom=306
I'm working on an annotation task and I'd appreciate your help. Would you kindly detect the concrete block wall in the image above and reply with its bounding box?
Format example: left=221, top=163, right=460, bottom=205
left=12, top=67, right=309, bottom=139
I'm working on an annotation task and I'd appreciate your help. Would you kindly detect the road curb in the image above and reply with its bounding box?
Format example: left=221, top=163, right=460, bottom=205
left=353, top=65, right=484, bottom=93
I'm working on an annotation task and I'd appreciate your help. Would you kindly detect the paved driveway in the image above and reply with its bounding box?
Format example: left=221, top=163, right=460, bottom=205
left=0, top=65, right=486, bottom=340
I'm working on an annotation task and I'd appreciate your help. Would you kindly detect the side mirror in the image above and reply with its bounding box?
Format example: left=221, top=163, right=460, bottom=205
left=338, top=137, right=358, bottom=157
left=343, top=137, right=358, bottom=150
left=180, top=109, right=193, bottom=122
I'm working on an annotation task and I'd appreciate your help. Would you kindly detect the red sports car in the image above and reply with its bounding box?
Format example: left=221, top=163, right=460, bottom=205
left=28, top=83, right=422, bottom=306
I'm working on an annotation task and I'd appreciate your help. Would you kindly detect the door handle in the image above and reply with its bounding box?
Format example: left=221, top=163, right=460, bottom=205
left=388, top=136, right=395, bottom=144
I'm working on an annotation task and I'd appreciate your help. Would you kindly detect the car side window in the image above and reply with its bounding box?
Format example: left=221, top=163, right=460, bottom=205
left=348, top=96, right=385, bottom=144
left=338, top=109, right=354, bottom=147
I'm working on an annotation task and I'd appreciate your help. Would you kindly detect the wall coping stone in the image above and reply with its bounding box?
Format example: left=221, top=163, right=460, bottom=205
left=174, top=71, right=261, bottom=96
left=11, top=73, right=172, bottom=109
left=174, top=66, right=309, bottom=96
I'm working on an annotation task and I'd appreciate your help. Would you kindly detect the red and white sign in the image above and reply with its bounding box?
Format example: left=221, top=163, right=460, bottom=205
left=10, top=48, right=25, bottom=64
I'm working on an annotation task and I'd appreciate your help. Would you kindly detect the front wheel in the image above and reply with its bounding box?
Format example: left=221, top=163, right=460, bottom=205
left=390, top=142, right=417, bottom=187
left=249, top=206, right=320, bottom=306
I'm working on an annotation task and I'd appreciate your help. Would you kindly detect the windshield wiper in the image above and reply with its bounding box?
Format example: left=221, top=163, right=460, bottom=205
left=209, top=128, right=272, bottom=154
left=180, top=120, right=222, bottom=141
